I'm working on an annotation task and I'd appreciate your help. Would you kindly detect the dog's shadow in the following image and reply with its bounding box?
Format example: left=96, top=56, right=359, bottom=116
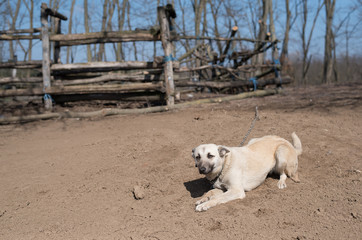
left=183, top=178, right=212, bottom=198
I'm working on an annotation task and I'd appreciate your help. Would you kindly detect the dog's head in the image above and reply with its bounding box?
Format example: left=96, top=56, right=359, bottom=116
left=192, top=144, right=230, bottom=176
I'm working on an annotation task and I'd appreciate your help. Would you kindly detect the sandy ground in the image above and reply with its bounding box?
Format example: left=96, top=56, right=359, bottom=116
left=0, top=83, right=361, bottom=239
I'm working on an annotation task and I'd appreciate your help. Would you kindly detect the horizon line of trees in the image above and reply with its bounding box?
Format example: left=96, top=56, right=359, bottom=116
left=0, top=0, right=361, bottom=85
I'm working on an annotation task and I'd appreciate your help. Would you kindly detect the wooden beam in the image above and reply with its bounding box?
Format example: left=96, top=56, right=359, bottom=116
left=0, top=34, right=41, bottom=40
left=0, top=77, right=42, bottom=84
left=176, top=76, right=292, bottom=89
left=53, top=73, right=163, bottom=86
left=0, top=82, right=164, bottom=97
left=50, top=61, right=179, bottom=73
left=0, top=60, right=44, bottom=69
left=0, top=28, right=41, bottom=34
left=49, top=30, right=160, bottom=46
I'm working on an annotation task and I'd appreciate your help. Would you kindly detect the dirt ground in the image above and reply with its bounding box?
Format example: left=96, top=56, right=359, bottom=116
left=0, top=83, right=361, bottom=239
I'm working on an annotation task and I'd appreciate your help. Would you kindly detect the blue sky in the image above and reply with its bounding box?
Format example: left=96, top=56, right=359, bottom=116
left=1, top=0, right=361, bottom=63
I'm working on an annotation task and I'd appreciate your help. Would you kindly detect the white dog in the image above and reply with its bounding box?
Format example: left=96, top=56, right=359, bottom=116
left=192, top=132, right=302, bottom=212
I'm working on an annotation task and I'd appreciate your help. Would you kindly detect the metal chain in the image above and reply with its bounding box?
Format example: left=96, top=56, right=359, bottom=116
left=240, top=106, right=260, bottom=146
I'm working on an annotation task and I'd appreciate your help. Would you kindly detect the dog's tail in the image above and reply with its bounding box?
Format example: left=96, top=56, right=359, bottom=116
left=291, top=132, right=302, bottom=156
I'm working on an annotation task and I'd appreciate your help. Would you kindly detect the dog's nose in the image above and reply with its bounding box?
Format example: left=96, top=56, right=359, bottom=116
left=199, top=167, right=206, bottom=174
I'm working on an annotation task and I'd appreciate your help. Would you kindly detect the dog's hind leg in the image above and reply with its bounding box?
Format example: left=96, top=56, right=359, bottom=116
left=275, top=145, right=289, bottom=189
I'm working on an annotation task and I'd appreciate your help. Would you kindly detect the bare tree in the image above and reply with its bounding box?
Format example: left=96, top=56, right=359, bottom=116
left=253, top=0, right=269, bottom=70
left=84, top=0, right=92, bottom=62
left=176, top=0, right=191, bottom=56
left=209, top=0, right=223, bottom=54
left=280, top=0, right=291, bottom=65
left=343, top=6, right=361, bottom=81
left=268, top=0, right=278, bottom=61
left=153, top=0, right=160, bottom=59
left=299, top=0, right=324, bottom=85
left=127, top=1, right=137, bottom=60
left=193, top=0, right=206, bottom=43
left=7, top=0, right=21, bottom=61
left=103, top=0, right=116, bottom=61
left=97, top=0, right=109, bottom=61
left=115, top=0, right=128, bottom=61
left=66, top=0, right=76, bottom=63
left=323, top=0, right=336, bottom=84
left=23, top=0, right=34, bottom=62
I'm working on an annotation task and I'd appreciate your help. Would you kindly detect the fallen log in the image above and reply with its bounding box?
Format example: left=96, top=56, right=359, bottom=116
left=0, top=89, right=280, bottom=124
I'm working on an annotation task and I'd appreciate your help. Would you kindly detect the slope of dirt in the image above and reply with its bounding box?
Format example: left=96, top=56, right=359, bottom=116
left=0, top=83, right=361, bottom=239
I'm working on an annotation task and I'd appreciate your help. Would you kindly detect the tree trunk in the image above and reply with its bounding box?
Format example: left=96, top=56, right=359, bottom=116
left=66, top=0, right=76, bottom=63
left=8, top=0, right=22, bottom=61
left=22, top=0, right=34, bottom=77
left=253, top=0, right=269, bottom=74
left=98, top=0, right=109, bottom=61
left=104, top=0, right=116, bottom=62
left=116, top=0, right=128, bottom=61
left=280, top=0, right=290, bottom=65
left=84, top=0, right=92, bottom=62
left=209, top=1, right=223, bottom=55
left=300, top=0, right=323, bottom=85
left=268, top=0, right=278, bottom=62
left=323, top=0, right=336, bottom=84
left=153, top=0, right=161, bottom=60
left=194, top=0, right=206, bottom=42
left=127, top=1, right=138, bottom=60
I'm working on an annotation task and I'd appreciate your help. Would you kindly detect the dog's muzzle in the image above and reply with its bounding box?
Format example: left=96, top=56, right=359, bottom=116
left=199, top=167, right=207, bottom=174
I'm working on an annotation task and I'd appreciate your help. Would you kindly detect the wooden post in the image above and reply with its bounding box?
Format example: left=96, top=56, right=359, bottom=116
left=41, top=3, right=52, bottom=110
left=54, top=17, right=61, bottom=64
left=158, top=6, right=175, bottom=106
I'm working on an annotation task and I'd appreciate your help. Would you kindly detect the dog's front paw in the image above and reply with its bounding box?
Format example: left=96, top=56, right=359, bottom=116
left=195, top=200, right=217, bottom=212
left=195, top=202, right=211, bottom=212
left=195, top=197, right=209, bottom=206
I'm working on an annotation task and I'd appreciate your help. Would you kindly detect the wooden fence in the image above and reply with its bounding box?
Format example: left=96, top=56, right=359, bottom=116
left=0, top=3, right=291, bottom=114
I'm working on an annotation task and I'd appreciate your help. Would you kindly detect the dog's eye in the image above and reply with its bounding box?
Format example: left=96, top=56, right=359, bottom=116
left=195, top=155, right=201, bottom=161
left=207, top=153, right=215, bottom=159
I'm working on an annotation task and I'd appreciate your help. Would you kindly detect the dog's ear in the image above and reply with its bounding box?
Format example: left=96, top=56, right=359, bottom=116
left=218, top=146, right=230, bottom=158
left=192, top=148, right=198, bottom=167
